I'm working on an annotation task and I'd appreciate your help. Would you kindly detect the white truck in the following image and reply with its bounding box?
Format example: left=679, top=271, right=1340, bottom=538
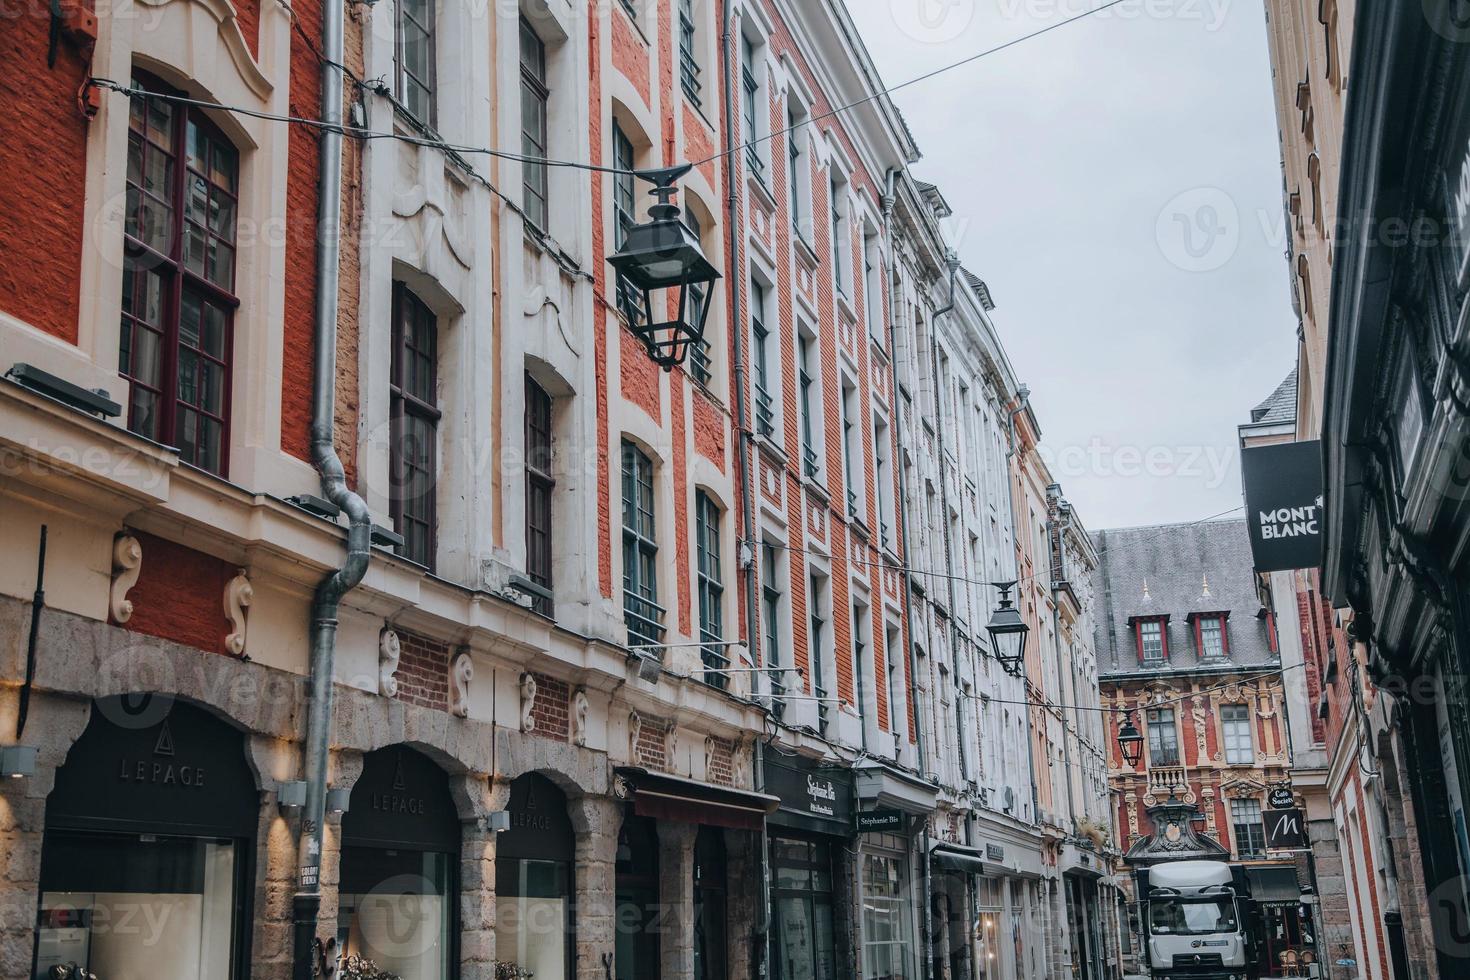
left=1136, top=860, right=1258, bottom=980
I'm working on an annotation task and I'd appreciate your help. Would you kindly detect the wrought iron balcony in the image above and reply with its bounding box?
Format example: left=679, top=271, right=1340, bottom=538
left=755, top=384, right=775, bottom=438
left=623, top=590, right=667, bottom=650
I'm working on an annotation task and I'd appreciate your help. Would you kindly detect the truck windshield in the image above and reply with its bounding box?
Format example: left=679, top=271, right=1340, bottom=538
left=1149, top=897, right=1238, bottom=936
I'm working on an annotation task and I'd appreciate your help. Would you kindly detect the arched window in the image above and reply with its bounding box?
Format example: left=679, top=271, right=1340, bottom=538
left=120, top=73, right=239, bottom=475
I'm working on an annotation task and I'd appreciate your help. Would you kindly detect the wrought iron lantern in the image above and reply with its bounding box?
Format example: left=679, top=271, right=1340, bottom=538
left=1116, top=709, right=1144, bottom=767
left=605, top=165, right=721, bottom=371
left=985, top=580, right=1029, bottom=677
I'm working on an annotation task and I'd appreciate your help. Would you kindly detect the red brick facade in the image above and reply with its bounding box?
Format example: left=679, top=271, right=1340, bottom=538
left=393, top=630, right=450, bottom=711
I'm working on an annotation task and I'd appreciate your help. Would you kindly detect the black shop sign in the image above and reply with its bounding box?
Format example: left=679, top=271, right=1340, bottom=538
left=47, top=694, right=258, bottom=839
left=1242, top=441, right=1325, bottom=573
left=342, top=745, right=460, bottom=852
left=1264, top=807, right=1308, bottom=850
left=764, top=756, right=854, bottom=834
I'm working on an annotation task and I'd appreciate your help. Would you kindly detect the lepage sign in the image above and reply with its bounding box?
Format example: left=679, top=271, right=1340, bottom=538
left=1241, top=441, right=1324, bottom=573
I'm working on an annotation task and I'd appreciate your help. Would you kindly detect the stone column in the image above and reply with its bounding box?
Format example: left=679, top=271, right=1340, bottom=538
left=571, top=795, right=621, bottom=980
left=657, top=821, right=697, bottom=980
left=723, top=829, right=761, bottom=980
left=457, top=772, right=503, bottom=979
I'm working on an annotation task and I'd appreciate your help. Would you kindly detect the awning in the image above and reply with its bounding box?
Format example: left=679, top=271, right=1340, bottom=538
left=931, top=842, right=987, bottom=875
left=615, top=767, right=780, bottom=831
left=1246, top=865, right=1305, bottom=907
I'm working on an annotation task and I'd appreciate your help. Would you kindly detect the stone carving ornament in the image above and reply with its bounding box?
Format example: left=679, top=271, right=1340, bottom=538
left=223, top=569, right=253, bottom=656
left=519, top=672, right=537, bottom=732
left=572, top=688, right=590, bottom=746
left=379, top=629, right=401, bottom=697
left=109, top=533, right=142, bottom=622
left=450, top=650, right=473, bottom=718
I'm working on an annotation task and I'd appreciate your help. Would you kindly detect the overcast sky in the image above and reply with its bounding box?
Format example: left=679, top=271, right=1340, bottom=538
left=847, top=0, right=1299, bottom=531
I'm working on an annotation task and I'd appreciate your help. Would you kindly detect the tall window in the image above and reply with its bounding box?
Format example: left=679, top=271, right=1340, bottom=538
left=841, top=379, right=859, bottom=519
left=622, top=442, right=663, bottom=648
left=761, top=542, right=784, bottom=718
left=829, top=174, right=846, bottom=293
left=1147, top=709, right=1179, bottom=767
left=809, top=571, right=828, bottom=731
left=1198, top=614, right=1227, bottom=658
left=874, top=414, right=892, bottom=547
left=677, top=0, right=701, bottom=104
left=520, top=18, right=549, bottom=231
left=684, top=206, right=712, bottom=385
left=787, top=105, right=803, bottom=230
left=390, top=283, right=439, bottom=568
left=740, top=34, right=763, bottom=178
left=525, top=375, right=554, bottom=616
left=395, top=0, right=435, bottom=124
left=798, top=333, right=818, bottom=477
left=120, top=75, right=239, bottom=476
left=1231, top=798, right=1266, bottom=857
left=696, top=492, right=726, bottom=686
left=1221, top=703, right=1254, bottom=765
left=752, top=280, right=774, bottom=437
left=612, top=123, right=644, bottom=322
left=1137, top=618, right=1166, bottom=663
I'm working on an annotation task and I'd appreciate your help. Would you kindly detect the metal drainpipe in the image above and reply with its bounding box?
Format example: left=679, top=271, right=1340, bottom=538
left=293, top=1, right=372, bottom=976
left=881, top=168, right=926, bottom=776
left=719, top=4, right=770, bottom=976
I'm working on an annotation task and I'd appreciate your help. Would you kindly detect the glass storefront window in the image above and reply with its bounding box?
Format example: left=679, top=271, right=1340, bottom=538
left=339, top=847, right=454, bottom=979
left=36, top=833, right=242, bottom=980
left=975, top=877, right=1002, bottom=980
left=496, top=859, right=570, bottom=980
left=615, top=814, right=661, bottom=980
left=770, top=835, right=837, bottom=980
left=862, top=852, right=915, bottom=980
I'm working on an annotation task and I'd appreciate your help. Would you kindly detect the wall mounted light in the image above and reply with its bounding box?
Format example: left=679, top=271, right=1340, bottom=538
left=0, top=745, right=38, bottom=778
left=326, top=787, right=352, bottom=814
left=277, top=780, right=308, bottom=808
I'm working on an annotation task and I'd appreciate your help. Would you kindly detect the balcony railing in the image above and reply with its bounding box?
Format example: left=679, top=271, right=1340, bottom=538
left=769, top=662, right=786, bottom=722
left=700, top=629, right=729, bottom=690
left=624, top=590, right=667, bottom=650
left=1148, top=766, right=1187, bottom=796
left=755, top=384, right=775, bottom=438
left=689, top=336, right=712, bottom=386
left=815, top=681, right=829, bottom=732
left=802, top=443, right=819, bottom=479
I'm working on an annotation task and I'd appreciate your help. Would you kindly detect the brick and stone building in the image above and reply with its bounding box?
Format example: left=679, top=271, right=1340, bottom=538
left=0, top=1, right=1110, bottom=978
left=1095, top=519, right=1321, bottom=978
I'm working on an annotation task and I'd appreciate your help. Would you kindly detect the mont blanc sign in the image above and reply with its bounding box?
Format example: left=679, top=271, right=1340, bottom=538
left=1242, top=440, right=1324, bottom=573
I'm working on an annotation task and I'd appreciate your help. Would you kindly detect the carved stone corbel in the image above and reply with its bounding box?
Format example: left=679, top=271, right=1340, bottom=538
left=450, top=649, right=473, bottom=719
left=223, top=568, right=253, bottom=656
left=379, top=629, right=401, bottom=698
left=628, top=711, right=643, bottom=762
left=572, top=688, right=590, bottom=746
left=519, top=672, right=538, bottom=732
left=109, top=534, right=142, bottom=623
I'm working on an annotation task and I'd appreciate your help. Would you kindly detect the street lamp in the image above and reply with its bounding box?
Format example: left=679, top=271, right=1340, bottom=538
left=606, top=165, right=721, bottom=371
left=1116, top=710, right=1144, bottom=767
left=985, top=581, right=1029, bottom=677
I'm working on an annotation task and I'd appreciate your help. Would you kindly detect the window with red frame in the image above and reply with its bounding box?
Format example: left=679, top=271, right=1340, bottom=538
left=390, top=282, right=439, bottom=568
left=1196, top=613, right=1229, bottom=659
left=1135, top=617, right=1167, bottom=663
left=120, top=73, right=238, bottom=476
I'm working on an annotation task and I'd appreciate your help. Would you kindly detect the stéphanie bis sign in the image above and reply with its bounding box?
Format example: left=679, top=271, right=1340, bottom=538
left=1241, top=440, right=1324, bottom=573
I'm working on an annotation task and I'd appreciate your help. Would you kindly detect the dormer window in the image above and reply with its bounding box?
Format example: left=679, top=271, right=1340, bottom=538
left=1191, top=612, right=1230, bottom=659
left=1134, top=616, right=1168, bottom=664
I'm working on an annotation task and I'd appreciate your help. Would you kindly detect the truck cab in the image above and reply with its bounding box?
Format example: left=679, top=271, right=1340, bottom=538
left=1138, top=860, right=1257, bottom=980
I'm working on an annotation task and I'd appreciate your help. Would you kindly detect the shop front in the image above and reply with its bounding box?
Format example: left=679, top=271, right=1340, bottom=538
left=853, top=761, right=937, bottom=980
left=763, top=754, right=857, bottom=980
left=1244, top=864, right=1318, bottom=979
left=338, top=745, right=461, bottom=979
left=495, top=773, right=574, bottom=980
left=33, top=695, right=259, bottom=980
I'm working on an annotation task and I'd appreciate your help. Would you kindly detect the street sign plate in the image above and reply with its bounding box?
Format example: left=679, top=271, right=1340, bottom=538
left=856, top=808, right=904, bottom=833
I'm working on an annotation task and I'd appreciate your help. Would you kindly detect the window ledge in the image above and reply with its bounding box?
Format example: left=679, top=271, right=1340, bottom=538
left=755, top=432, right=788, bottom=467
left=793, top=233, right=821, bottom=268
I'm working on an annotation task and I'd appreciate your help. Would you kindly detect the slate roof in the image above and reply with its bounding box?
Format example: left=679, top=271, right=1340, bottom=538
left=1091, top=518, right=1278, bottom=677
left=1250, top=367, right=1298, bottom=425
